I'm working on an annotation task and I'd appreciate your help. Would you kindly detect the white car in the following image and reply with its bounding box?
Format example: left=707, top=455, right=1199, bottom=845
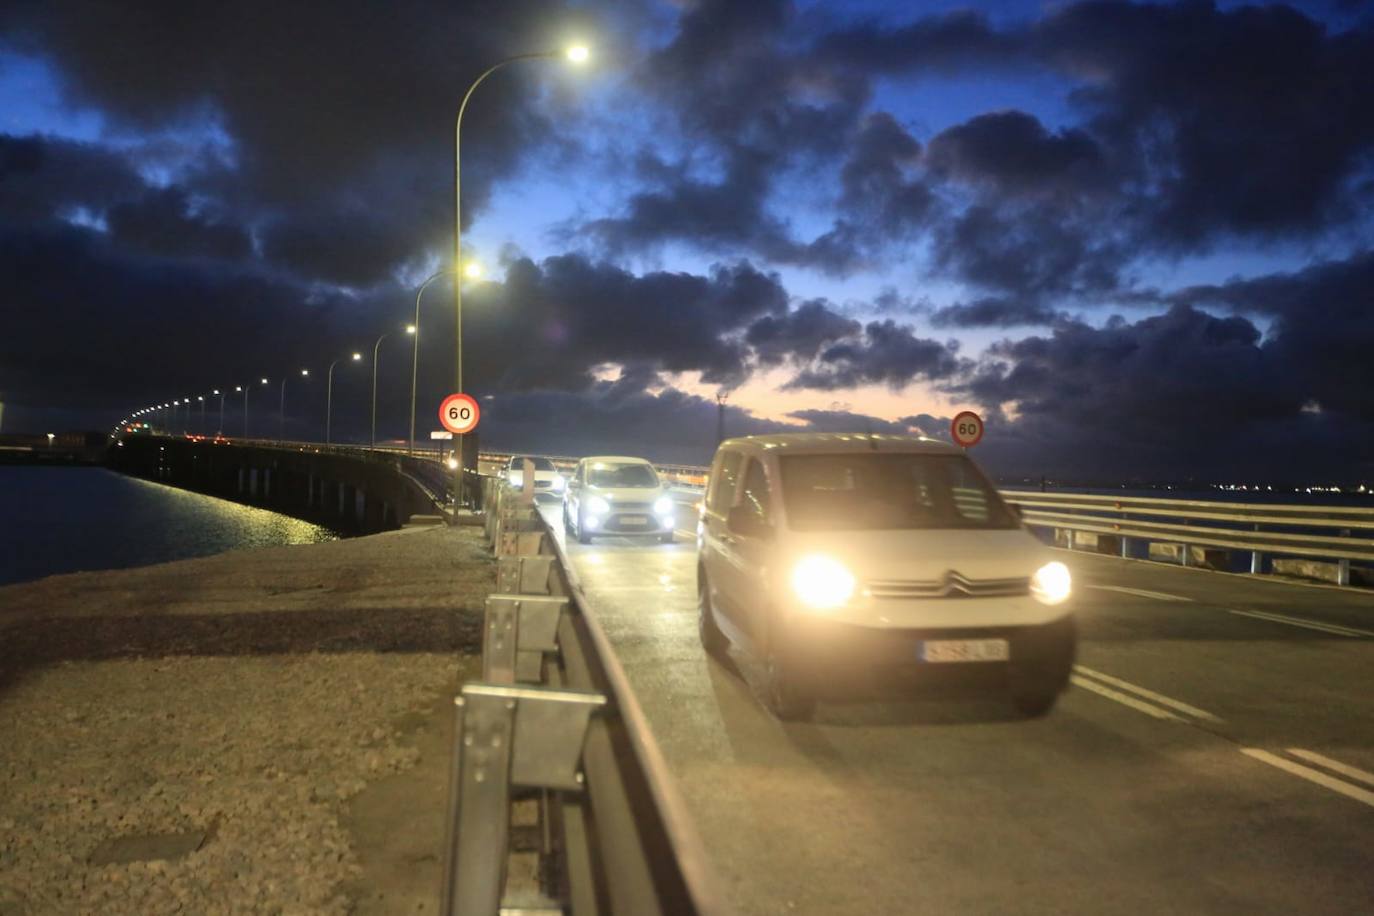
left=696, top=433, right=1075, bottom=720
left=563, top=456, right=677, bottom=544
left=505, top=455, right=565, bottom=495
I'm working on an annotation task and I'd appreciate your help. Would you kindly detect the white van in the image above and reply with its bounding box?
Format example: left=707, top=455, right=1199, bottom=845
left=696, top=434, right=1074, bottom=720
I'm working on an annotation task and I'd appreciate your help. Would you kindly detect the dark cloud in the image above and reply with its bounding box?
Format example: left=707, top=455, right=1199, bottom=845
left=0, top=134, right=145, bottom=222
left=950, top=298, right=1374, bottom=480
left=787, top=319, right=964, bottom=391
left=929, top=296, right=1062, bottom=329
left=925, top=110, right=1105, bottom=201
left=745, top=299, right=861, bottom=365
left=5, top=0, right=604, bottom=287
left=106, top=186, right=251, bottom=261
left=837, top=112, right=936, bottom=236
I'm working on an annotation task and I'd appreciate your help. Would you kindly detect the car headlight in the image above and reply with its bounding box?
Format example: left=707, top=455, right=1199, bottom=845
left=552, top=474, right=565, bottom=491
left=653, top=496, right=674, bottom=516
left=791, top=555, right=856, bottom=611
left=1031, top=561, right=1072, bottom=605
left=587, top=495, right=610, bottom=515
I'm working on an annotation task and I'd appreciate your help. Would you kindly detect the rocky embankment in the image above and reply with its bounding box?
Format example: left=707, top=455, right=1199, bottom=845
left=0, top=526, right=492, bottom=915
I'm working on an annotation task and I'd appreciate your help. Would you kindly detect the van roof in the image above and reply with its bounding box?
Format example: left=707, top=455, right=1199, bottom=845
left=580, top=455, right=655, bottom=465
left=717, top=432, right=963, bottom=456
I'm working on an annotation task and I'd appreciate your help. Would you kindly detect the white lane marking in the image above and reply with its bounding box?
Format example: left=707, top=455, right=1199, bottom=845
left=1228, top=608, right=1374, bottom=638
left=1241, top=749, right=1374, bottom=808
left=1070, top=675, right=1181, bottom=720
left=1089, top=585, right=1193, bottom=602
left=1073, top=666, right=1221, bottom=722
left=1286, top=749, right=1374, bottom=788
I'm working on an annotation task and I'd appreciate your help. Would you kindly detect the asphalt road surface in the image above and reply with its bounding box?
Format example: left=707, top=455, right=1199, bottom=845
left=535, top=498, right=1374, bottom=915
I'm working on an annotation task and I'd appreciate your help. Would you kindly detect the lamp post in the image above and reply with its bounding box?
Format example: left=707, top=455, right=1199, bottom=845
left=241, top=378, right=268, bottom=437
left=279, top=369, right=309, bottom=442
left=451, top=45, right=589, bottom=508
left=215, top=390, right=224, bottom=435
left=371, top=327, right=415, bottom=449
left=198, top=396, right=206, bottom=434
left=326, top=353, right=362, bottom=445
left=408, top=270, right=451, bottom=455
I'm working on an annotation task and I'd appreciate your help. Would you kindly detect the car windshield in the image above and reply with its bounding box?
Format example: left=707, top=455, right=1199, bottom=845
left=779, top=453, right=1018, bottom=531
left=587, top=463, right=658, bottom=488
left=510, top=457, right=555, bottom=471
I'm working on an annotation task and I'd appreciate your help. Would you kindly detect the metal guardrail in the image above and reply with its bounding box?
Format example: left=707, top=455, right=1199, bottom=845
left=1003, top=490, right=1374, bottom=586
left=439, top=475, right=723, bottom=915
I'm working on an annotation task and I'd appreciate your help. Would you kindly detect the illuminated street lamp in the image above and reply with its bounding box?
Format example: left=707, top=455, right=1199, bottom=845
left=450, top=44, right=589, bottom=508
left=214, top=389, right=224, bottom=435
left=326, top=352, right=363, bottom=445
left=197, top=395, right=205, bottom=433
left=408, top=269, right=451, bottom=456
left=371, top=326, right=414, bottom=449
left=279, top=369, right=309, bottom=442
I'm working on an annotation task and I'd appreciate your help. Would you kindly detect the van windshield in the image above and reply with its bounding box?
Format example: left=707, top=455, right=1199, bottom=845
left=779, top=453, right=1018, bottom=531
left=511, top=456, right=555, bottom=471
left=588, top=463, right=659, bottom=488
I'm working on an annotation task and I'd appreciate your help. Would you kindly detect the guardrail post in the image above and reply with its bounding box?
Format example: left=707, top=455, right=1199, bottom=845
left=441, top=684, right=607, bottom=916
left=1251, top=523, right=1263, bottom=574
left=483, top=595, right=569, bottom=684
left=1338, top=529, right=1352, bottom=586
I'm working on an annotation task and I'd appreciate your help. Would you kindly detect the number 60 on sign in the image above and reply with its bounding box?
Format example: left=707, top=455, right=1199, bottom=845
left=950, top=410, right=984, bottom=447
left=438, top=393, right=480, bottom=435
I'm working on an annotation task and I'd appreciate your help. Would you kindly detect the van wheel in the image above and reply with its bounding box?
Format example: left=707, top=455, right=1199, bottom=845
left=576, top=511, right=592, bottom=545
left=763, top=636, right=815, bottom=722
left=697, top=571, right=729, bottom=658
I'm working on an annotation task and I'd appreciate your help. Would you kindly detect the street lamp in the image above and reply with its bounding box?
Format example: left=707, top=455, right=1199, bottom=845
left=371, top=327, right=413, bottom=449
left=326, top=352, right=363, bottom=445
left=241, top=378, right=269, bottom=437
left=197, top=395, right=205, bottom=434
left=279, top=369, right=309, bottom=442
left=214, top=390, right=224, bottom=435
left=408, top=269, right=452, bottom=455
left=450, top=44, right=588, bottom=508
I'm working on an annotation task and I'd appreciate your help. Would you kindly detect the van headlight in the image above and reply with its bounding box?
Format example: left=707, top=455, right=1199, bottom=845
left=791, top=555, right=855, bottom=611
left=587, top=495, right=610, bottom=515
left=653, top=496, right=674, bottom=517
left=1031, top=561, right=1072, bottom=605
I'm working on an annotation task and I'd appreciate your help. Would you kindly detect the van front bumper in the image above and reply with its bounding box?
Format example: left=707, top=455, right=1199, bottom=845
left=783, top=612, right=1076, bottom=694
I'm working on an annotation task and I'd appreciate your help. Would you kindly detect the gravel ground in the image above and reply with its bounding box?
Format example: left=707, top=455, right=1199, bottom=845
left=0, top=526, right=493, bottom=915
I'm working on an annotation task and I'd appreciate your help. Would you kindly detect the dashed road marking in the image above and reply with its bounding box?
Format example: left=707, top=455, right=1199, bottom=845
left=1286, top=749, right=1374, bottom=788
left=1074, top=666, right=1222, bottom=722
left=1089, top=585, right=1193, bottom=602
left=1241, top=748, right=1374, bottom=808
left=1228, top=608, right=1374, bottom=638
left=1069, top=675, right=1181, bottom=720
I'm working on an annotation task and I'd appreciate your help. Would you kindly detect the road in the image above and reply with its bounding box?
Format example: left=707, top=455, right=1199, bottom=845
left=534, top=497, right=1374, bottom=915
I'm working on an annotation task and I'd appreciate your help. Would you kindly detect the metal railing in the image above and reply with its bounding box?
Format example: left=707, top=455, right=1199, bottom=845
left=1002, top=490, right=1374, bottom=586
left=439, top=475, right=724, bottom=915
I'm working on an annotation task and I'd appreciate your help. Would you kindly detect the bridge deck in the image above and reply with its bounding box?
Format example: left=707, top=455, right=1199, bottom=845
left=535, top=498, right=1374, bottom=915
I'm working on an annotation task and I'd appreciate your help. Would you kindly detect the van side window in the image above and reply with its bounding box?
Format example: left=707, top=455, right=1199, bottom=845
left=739, top=459, right=771, bottom=524
left=708, top=451, right=743, bottom=515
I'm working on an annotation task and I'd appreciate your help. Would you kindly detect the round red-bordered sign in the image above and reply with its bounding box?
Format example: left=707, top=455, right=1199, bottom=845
left=950, top=410, right=984, bottom=447
left=438, top=393, right=480, bottom=435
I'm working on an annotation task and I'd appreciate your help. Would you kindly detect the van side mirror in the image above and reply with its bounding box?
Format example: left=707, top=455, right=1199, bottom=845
left=727, top=505, right=771, bottom=538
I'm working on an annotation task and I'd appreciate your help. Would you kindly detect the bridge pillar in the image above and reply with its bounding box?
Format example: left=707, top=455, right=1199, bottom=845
left=237, top=467, right=245, bottom=495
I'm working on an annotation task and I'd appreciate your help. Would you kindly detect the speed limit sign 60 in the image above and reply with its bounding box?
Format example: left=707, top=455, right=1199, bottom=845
left=438, top=393, right=480, bottom=435
left=950, top=410, right=984, bottom=447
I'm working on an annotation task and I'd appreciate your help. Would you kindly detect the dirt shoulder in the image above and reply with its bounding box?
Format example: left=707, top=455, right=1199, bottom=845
left=0, top=527, right=490, bottom=915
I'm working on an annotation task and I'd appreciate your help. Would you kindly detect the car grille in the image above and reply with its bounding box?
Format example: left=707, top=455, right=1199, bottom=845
left=865, top=572, right=1030, bottom=599
left=611, top=500, right=652, bottom=512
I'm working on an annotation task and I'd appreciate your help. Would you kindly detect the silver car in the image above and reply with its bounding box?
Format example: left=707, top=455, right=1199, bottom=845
left=563, top=456, right=677, bottom=544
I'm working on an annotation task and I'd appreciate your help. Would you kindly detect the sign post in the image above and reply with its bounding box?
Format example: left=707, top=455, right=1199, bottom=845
left=950, top=410, right=984, bottom=448
left=439, top=394, right=481, bottom=513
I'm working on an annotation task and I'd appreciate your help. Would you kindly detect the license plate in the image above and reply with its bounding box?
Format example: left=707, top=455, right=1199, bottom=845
left=920, top=638, right=1009, bottom=663
left=619, top=515, right=648, bottom=526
